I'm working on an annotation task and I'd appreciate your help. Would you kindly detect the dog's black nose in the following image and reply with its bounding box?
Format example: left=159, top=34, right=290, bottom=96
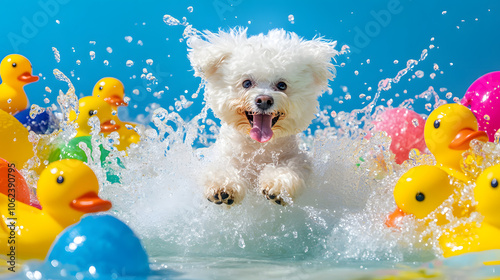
left=255, top=95, right=274, bottom=110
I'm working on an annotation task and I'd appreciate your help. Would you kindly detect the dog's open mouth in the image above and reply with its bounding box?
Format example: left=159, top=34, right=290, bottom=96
left=245, top=111, right=281, bottom=143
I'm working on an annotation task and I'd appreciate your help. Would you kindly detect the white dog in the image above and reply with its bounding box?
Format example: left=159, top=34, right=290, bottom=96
left=188, top=28, right=338, bottom=206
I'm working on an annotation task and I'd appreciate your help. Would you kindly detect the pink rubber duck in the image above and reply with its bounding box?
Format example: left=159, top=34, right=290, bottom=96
left=461, top=71, right=500, bottom=142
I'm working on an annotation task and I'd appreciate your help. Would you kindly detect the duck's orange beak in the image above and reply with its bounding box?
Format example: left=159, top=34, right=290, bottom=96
left=104, top=95, right=127, bottom=107
left=100, top=120, right=120, bottom=132
left=70, top=192, right=112, bottom=213
left=449, top=128, right=489, bottom=150
left=385, top=207, right=406, bottom=228
left=17, top=72, right=39, bottom=83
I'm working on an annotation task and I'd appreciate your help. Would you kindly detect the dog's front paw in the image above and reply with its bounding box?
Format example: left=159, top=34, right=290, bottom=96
left=259, top=166, right=305, bottom=206
left=205, top=178, right=246, bottom=206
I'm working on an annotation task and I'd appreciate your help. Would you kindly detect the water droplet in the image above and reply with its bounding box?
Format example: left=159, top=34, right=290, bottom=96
left=44, top=98, right=50, bottom=104
left=442, top=11, right=447, bottom=15
left=146, top=59, right=153, bottom=65
left=429, top=44, right=435, bottom=49
left=52, top=47, right=60, bottom=63
left=412, top=118, right=419, bottom=127
left=238, top=236, right=246, bottom=248
left=55, top=19, right=60, bottom=24
left=366, top=59, right=370, bottom=64
left=430, top=73, right=436, bottom=79
left=106, top=47, right=113, bottom=53
left=137, top=40, right=143, bottom=46
left=126, top=60, right=134, bottom=67
left=484, top=115, right=491, bottom=121
left=378, top=78, right=392, bottom=91
left=89, top=51, right=95, bottom=60
left=89, top=41, right=96, bottom=45
left=163, top=14, right=181, bottom=26
left=288, top=14, right=295, bottom=24
left=103, top=60, right=109, bottom=66
left=420, top=49, right=428, bottom=61
left=124, top=36, right=133, bottom=43
left=45, top=87, right=51, bottom=93
left=76, top=60, right=81, bottom=65
left=187, top=6, right=193, bottom=12
left=133, top=89, right=140, bottom=95
left=393, top=60, right=399, bottom=64
left=425, top=103, right=432, bottom=111
left=446, top=92, right=453, bottom=99
left=7, top=99, right=11, bottom=104
left=415, top=70, right=424, bottom=78
left=354, top=70, right=359, bottom=75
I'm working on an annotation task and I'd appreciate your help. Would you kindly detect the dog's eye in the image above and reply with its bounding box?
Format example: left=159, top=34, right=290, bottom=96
left=89, top=110, right=97, bottom=116
left=242, top=80, right=253, bottom=89
left=276, top=82, right=287, bottom=91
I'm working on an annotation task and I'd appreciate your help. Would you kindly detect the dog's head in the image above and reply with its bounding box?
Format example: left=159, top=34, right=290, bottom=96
left=188, top=28, right=338, bottom=143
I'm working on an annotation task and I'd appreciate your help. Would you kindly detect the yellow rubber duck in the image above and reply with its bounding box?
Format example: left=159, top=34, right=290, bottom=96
left=91, top=78, right=140, bottom=150
left=72, top=96, right=139, bottom=151
left=0, top=108, right=34, bottom=169
left=92, top=77, right=128, bottom=110
left=0, top=54, right=39, bottom=114
left=0, top=159, right=112, bottom=260
left=424, top=103, right=488, bottom=182
left=385, top=165, right=456, bottom=227
left=440, top=164, right=500, bottom=258
left=386, top=104, right=488, bottom=227
left=70, top=96, right=121, bottom=138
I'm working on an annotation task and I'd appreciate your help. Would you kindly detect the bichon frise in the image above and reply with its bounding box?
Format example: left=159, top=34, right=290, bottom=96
left=188, top=28, right=338, bottom=206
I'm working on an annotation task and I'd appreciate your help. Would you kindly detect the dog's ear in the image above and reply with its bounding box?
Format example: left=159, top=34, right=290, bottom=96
left=303, top=39, right=338, bottom=93
left=187, top=30, right=240, bottom=80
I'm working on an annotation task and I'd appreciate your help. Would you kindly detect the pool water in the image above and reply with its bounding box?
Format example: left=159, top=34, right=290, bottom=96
left=2, top=1, right=500, bottom=279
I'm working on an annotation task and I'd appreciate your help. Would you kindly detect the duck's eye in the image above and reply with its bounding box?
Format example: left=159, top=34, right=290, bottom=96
left=276, top=81, right=287, bottom=91
left=89, top=110, right=97, bottom=116
left=242, top=80, right=253, bottom=89
left=57, top=176, right=64, bottom=184
left=433, top=119, right=440, bottom=129
left=12, top=63, right=17, bottom=68
left=492, top=178, right=498, bottom=188
left=415, top=192, right=425, bottom=202
left=99, top=86, right=103, bottom=90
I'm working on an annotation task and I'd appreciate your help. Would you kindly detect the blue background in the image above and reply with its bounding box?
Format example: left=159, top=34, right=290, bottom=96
left=1, top=0, right=499, bottom=126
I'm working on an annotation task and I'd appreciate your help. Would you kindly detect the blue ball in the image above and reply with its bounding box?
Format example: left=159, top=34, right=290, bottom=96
left=14, top=108, right=59, bottom=134
left=46, top=214, right=150, bottom=277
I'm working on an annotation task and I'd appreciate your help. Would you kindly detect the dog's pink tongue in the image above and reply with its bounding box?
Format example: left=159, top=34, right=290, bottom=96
left=250, top=114, right=273, bottom=143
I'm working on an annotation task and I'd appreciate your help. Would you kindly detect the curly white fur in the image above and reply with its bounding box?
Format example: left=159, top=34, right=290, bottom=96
left=188, top=28, right=338, bottom=206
